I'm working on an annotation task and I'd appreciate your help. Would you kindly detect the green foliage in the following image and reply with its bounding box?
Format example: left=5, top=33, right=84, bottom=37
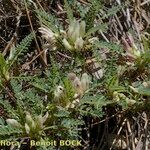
left=75, top=1, right=89, bottom=18
left=0, top=0, right=149, bottom=149
left=142, top=51, right=150, bottom=62
left=84, top=0, right=102, bottom=31
left=36, top=9, right=60, bottom=33
left=0, top=99, right=16, bottom=118
left=130, top=81, right=150, bottom=96
left=79, top=94, right=109, bottom=117
left=101, top=5, right=123, bottom=19
left=0, top=118, right=22, bottom=138
left=31, top=77, right=51, bottom=93
left=63, top=78, right=75, bottom=101
left=142, top=35, right=150, bottom=51
left=0, top=53, right=9, bottom=81
left=94, top=41, right=123, bottom=52
left=84, top=23, right=108, bottom=38
left=0, top=125, right=22, bottom=137
left=10, top=79, right=44, bottom=115
left=64, top=0, right=74, bottom=23
left=0, top=33, right=33, bottom=84
left=60, top=118, right=84, bottom=137
left=106, top=75, right=126, bottom=95
left=9, top=33, right=34, bottom=66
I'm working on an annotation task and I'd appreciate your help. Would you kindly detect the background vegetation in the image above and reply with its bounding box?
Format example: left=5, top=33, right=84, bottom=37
left=0, top=0, right=149, bottom=149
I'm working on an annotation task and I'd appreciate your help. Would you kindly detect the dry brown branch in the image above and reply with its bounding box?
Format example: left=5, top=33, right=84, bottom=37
left=23, top=0, right=47, bottom=66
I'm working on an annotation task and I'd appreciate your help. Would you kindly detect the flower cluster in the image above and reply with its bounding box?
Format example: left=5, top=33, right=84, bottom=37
left=66, top=72, right=90, bottom=108
left=47, top=73, right=90, bottom=109
left=38, top=19, right=98, bottom=52
left=6, top=112, right=49, bottom=138
left=113, top=91, right=136, bottom=106
left=121, top=33, right=144, bottom=61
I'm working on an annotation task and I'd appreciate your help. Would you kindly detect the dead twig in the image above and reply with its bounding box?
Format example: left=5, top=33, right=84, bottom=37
left=23, top=0, right=47, bottom=66
left=110, top=118, right=127, bottom=150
